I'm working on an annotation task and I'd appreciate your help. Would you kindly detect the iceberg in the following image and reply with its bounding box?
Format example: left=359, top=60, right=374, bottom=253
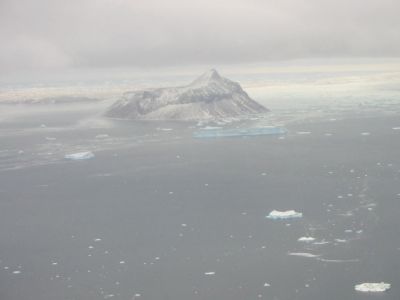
left=266, top=210, right=303, bottom=220
left=64, top=151, right=95, bottom=160
left=193, top=126, right=286, bottom=139
left=354, top=282, right=391, bottom=292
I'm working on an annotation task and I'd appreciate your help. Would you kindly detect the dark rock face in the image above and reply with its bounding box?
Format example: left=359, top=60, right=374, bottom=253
left=105, top=69, right=269, bottom=120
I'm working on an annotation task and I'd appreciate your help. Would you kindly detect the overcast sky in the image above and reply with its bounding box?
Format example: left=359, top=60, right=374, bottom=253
left=1, top=0, right=399, bottom=80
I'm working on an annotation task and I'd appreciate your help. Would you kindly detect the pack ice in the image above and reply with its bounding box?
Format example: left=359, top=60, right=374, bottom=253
left=266, top=210, right=303, bottom=220
left=64, top=151, right=95, bottom=160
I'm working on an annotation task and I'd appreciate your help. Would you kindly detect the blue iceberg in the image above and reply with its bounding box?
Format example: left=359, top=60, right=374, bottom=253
left=193, top=126, right=286, bottom=138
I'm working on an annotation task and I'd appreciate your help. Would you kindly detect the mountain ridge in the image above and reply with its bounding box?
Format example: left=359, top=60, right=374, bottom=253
left=105, top=70, right=269, bottom=120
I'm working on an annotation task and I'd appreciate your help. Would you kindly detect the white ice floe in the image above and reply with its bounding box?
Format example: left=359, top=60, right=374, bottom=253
left=204, top=271, right=216, bottom=275
left=297, top=131, right=311, bottom=135
left=288, top=252, right=319, bottom=258
left=264, top=283, right=271, bottom=287
left=266, top=210, right=303, bottom=220
left=95, top=134, right=109, bottom=139
left=361, top=132, right=371, bottom=136
left=318, top=258, right=360, bottom=263
left=64, top=151, right=95, bottom=160
left=313, top=240, right=330, bottom=245
left=334, top=239, right=347, bottom=243
left=12, top=270, right=21, bottom=274
left=392, top=127, right=400, bottom=130
left=157, top=128, right=173, bottom=131
left=201, top=126, right=223, bottom=130
left=354, top=282, right=391, bottom=292
left=298, top=236, right=315, bottom=242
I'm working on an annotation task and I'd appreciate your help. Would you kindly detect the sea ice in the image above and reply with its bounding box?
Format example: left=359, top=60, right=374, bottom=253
left=288, top=252, right=319, bottom=258
left=354, top=282, right=391, bottom=292
left=201, top=126, right=223, bottom=130
left=64, top=151, right=95, bottom=160
left=266, top=210, right=303, bottom=220
left=298, top=236, right=315, bottom=242
left=156, top=128, right=173, bottom=131
left=204, top=271, right=216, bottom=275
left=334, top=239, right=347, bottom=243
left=95, top=134, right=109, bottom=139
left=193, top=126, right=286, bottom=138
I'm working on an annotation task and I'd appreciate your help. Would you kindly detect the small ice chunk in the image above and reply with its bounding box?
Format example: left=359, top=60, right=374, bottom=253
left=266, top=210, right=303, bottom=220
left=201, top=126, right=223, bottom=130
left=334, top=239, right=347, bottom=243
left=65, top=151, right=95, bottom=160
left=119, top=261, right=125, bottom=264
left=45, top=137, right=57, bottom=141
left=157, top=128, right=173, bottom=131
left=95, top=134, right=109, bottom=139
left=193, top=126, right=286, bottom=138
left=354, top=282, right=391, bottom=292
left=298, top=236, right=315, bottom=242
left=264, top=283, right=271, bottom=287
left=288, top=252, right=319, bottom=258
left=12, top=270, right=21, bottom=274
left=204, top=271, right=216, bottom=275
left=297, top=131, right=311, bottom=135
left=313, top=240, right=330, bottom=245
left=361, top=132, right=370, bottom=136
left=94, top=238, right=102, bottom=242
left=392, top=127, right=400, bottom=130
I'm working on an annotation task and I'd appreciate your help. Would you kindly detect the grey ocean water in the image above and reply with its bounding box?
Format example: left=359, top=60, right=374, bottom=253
left=0, top=104, right=400, bottom=300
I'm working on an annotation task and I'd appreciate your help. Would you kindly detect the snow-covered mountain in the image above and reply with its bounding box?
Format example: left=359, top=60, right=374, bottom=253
left=104, top=69, right=269, bottom=120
